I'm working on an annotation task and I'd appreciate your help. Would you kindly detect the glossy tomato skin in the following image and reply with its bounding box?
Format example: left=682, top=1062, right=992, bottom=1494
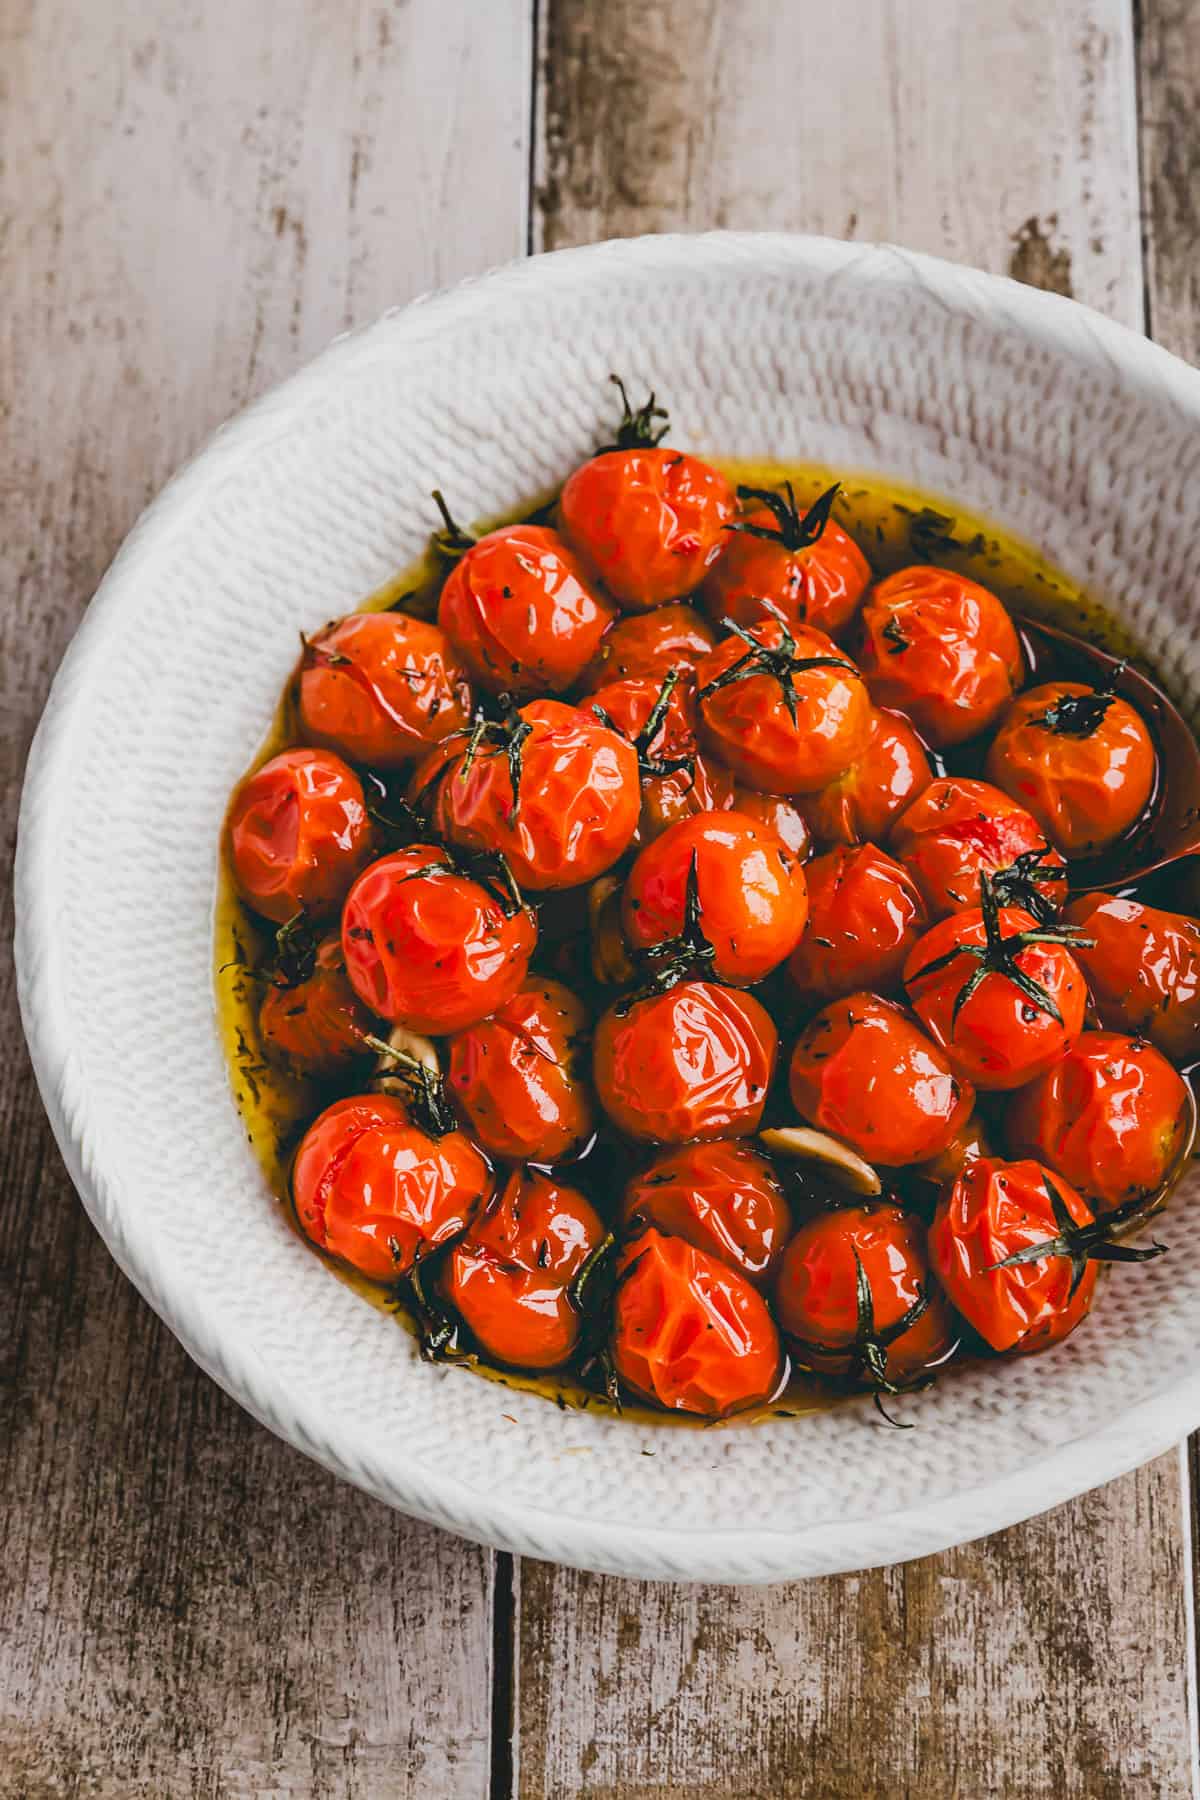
left=228, top=747, right=373, bottom=924
left=442, top=1169, right=604, bottom=1370
left=621, top=1139, right=792, bottom=1287
left=904, top=906, right=1087, bottom=1091
left=698, top=506, right=871, bottom=639
left=612, top=1229, right=783, bottom=1417
left=786, top=844, right=927, bottom=1004
left=437, top=524, right=615, bottom=698
left=695, top=620, right=872, bottom=795
left=446, top=976, right=595, bottom=1163
left=621, top=811, right=809, bottom=985
left=1006, top=1032, right=1190, bottom=1213
left=789, top=992, right=974, bottom=1166
left=801, top=706, right=932, bottom=847
left=731, top=789, right=811, bottom=858
left=298, top=612, right=473, bottom=767
left=341, top=846, right=536, bottom=1033
left=259, top=935, right=374, bottom=1077
left=578, top=604, right=717, bottom=693
left=559, top=448, right=736, bottom=611
left=593, top=980, right=778, bottom=1145
left=292, top=1093, right=491, bottom=1280
left=985, top=681, right=1156, bottom=856
left=889, top=777, right=1066, bottom=920
left=1064, top=894, right=1200, bottom=1062
left=588, top=675, right=735, bottom=843
left=930, top=1157, right=1097, bottom=1354
left=856, top=566, right=1023, bottom=747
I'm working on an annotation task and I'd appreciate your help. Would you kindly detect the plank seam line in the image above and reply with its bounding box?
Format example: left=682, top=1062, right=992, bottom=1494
left=522, top=0, right=541, bottom=256
left=1180, top=1442, right=1200, bottom=1800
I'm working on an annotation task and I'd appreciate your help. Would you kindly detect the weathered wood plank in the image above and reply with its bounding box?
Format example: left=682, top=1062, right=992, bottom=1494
left=0, top=2, right=528, bottom=1794
left=1138, top=0, right=1200, bottom=363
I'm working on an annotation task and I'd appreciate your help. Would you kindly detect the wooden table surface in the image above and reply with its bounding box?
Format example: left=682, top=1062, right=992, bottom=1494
left=3, top=3, right=1200, bottom=1795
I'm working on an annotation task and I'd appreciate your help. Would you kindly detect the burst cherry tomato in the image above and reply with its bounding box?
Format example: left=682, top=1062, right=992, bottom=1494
left=589, top=671, right=734, bottom=842
left=621, top=1139, right=792, bottom=1286
left=889, top=776, right=1067, bottom=920
left=801, top=706, right=932, bottom=847
left=788, top=993, right=974, bottom=1167
left=856, top=566, right=1023, bottom=747
left=1064, top=894, right=1200, bottom=1062
left=292, top=1093, right=490, bottom=1280
left=698, top=482, right=870, bottom=639
left=298, top=612, right=473, bottom=767
left=786, top=844, right=926, bottom=1004
left=228, top=747, right=373, bottom=924
left=612, top=1229, right=782, bottom=1417
left=578, top=604, right=717, bottom=693
left=594, top=980, right=778, bottom=1144
left=985, top=680, right=1156, bottom=857
left=259, top=934, right=374, bottom=1077
left=446, top=976, right=594, bottom=1163
left=341, top=846, right=536, bottom=1033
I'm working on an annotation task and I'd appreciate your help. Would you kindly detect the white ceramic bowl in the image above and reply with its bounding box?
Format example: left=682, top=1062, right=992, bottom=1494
left=17, top=233, right=1200, bottom=1583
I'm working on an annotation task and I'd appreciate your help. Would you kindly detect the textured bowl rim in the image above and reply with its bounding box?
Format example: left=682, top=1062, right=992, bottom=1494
left=16, top=230, right=1200, bottom=1583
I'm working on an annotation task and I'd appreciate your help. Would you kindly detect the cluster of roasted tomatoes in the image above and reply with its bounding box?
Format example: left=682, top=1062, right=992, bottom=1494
left=225, top=381, right=1195, bottom=1424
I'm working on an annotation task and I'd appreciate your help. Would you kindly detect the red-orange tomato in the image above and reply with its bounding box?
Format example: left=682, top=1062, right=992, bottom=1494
left=889, top=776, right=1067, bottom=920
left=788, top=993, right=974, bottom=1167
left=621, top=1139, right=792, bottom=1287
left=695, top=619, right=872, bottom=795
left=341, top=846, right=536, bottom=1033
left=856, top=566, right=1023, bottom=747
left=985, top=681, right=1156, bottom=857
left=588, top=674, right=735, bottom=842
left=593, top=980, right=778, bottom=1145
left=612, top=1230, right=783, bottom=1417
left=731, top=788, right=812, bottom=858
left=446, top=976, right=595, bottom=1164
left=622, top=811, right=809, bottom=985
left=930, top=1157, right=1097, bottom=1353
left=292, top=1093, right=491, bottom=1281
left=1006, top=1032, right=1190, bottom=1213
left=698, top=501, right=871, bottom=639
left=298, top=612, right=473, bottom=767
left=786, top=844, right=926, bottom=1004
left=801, top=706, right=932, bottom=847
left=227, top=747, right=373, bottom=924
left=904, top=905, right=1087, bottom=1092
left=577, top=604, right=717, bottom=693
left=437, top=524, right=615, bottom=698
left=259, top=935, right=374, bottom=1077
left=774, top=1203, right=956, bottom=1387
left=559, top=448, right=736, bottom=611
left=442, top=1169, right=604, bottom=1370
left=1064, top=893, right=1200, bottom=1063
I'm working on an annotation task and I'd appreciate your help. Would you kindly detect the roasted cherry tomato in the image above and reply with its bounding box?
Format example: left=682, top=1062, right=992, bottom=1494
left=578, top=603, right=717, bottom=693
left=612, top=1229, right=782, bottom=1417
left=621, top=1139, right=792, bottom=1286
left=259, top=934, right=374, bottom=1077
left=589, top=671, right=734, bottom=842
left=341, top=846, right=536, bottom=1033
left=788, top=992, right=974, bottom=1167
left=621, top=810, right=809, bottom=986
left=903, top=893, right=1088, bottom=1092
left=985, top=680, right=1156, bottom=857
left=698, top=483, right=871, bottom=640
left=292, top=1093, right=490, bottom=1280
left=731, top=789, right=811, bottom=858
left=1064, top=893, right=1200, bottom=1063
left=856, top=566, right=1023, bottom=747
left=786, top=844, right=926, bottom=1004
left=228, top=747, right=373, bottom=924
left=298, top=612, right=473, bottom=767
left=437, top=523, right=615, bottom=698
left=695, top=618, right=872, bottom=795
left=889, top=776, right=1067, bottom=921
left=442, top=1169, right=605, bottom=1370
left=801, top=706, right=932, bottom=847
left=594, top=979, right=778, bottom=1144
left=446, top=976, right=595, bottom=1163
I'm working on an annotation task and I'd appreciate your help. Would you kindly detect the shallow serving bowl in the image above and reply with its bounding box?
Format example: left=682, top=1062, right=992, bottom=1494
left=16, top=232, right=1200, bottom=1582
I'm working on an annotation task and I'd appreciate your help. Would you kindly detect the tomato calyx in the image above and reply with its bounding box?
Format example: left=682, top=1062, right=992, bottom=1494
left=987, top=1176, right=1169, bottom=1298
left=430, top=488, right=477, bottom=559
left=271, top=910, right=320, bottom=988
left=599, top=373, right=670, bottom=452
left=988, top=845, right=1069, bottom=924
left=363, top=1034, right=458, bottom=1137
left=403, top=1244, right=472, bottom=1362
left=1030, top=667, right=1126, bottom=739
left=729, top=480, right=841, bottom=552
left=567, top=1230, right=622, bottom=1409
left=697, top=606, right=860, bottom=727
left=455, top=697, right=532, bottom=818
left=618, top=851, right=718, bottom=1010
left=590, top=668, right=697, bottom=784
left=788, top=1245, right=932, bottom=1429
left=910, top=871, right=1093, bottom=1029
left=362, top=771, right=427, bottom=848
left=394, top=841, right=526, bottom=920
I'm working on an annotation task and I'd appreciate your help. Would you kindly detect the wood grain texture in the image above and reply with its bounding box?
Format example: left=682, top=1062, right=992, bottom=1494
left=1138, top=0, right=1200, bottom=362
left=0, top=2, right=528, bottom=1794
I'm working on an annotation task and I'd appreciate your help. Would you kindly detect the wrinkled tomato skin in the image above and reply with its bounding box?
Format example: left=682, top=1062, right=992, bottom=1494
left=904, top=905, right=1087, bottom=1092
left=228, top=747, right=373, bottom=924
left=612, top=1230, right=783, bottom=1417
left=889, top=776, right=1066, bottom=919
left=697, top=506, right=871, bottom=639
left=985, top=681, right=1157, bottom=857
left=292, top=1093, right=491, bottom=1281
left=856, top=566, right=1023, bottom=748
left=298, top=612, right=473, bottom=767
left=578, top=604, right=717, bottom=694
left=437, top=524, right=615, bottom=698
left=695, top=620, right=872, bottom=795
left=731, top=789, right=811, bottom=858
left=787, top=844, right=927, bottom=1004
left=341, top=846, right=536, bottom=1033
left=559, top=448, right=736, bottom=611
left=621, top=1140, right=792, bottom=1287
left=588, top=675, right=735, bottom=843
left=259, top=935, right=374, bottom=1077
left=1006, top=1032, right=1190, bottom=1213
left=930, top=1157, right=1096, bottom=1354
left=593, top=980, right=778, bottom=1145
left=788, top=992, right=974, bottom=1167
left=446, top=976, right=595, bottom=1163
left=443, top=1169, right=604, bottom=1370
left=622, top=811, right=809, bottom=985
left=1064, top=893, right=1200, bottom=1062
left=802, top=706, right=932, bottom=847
